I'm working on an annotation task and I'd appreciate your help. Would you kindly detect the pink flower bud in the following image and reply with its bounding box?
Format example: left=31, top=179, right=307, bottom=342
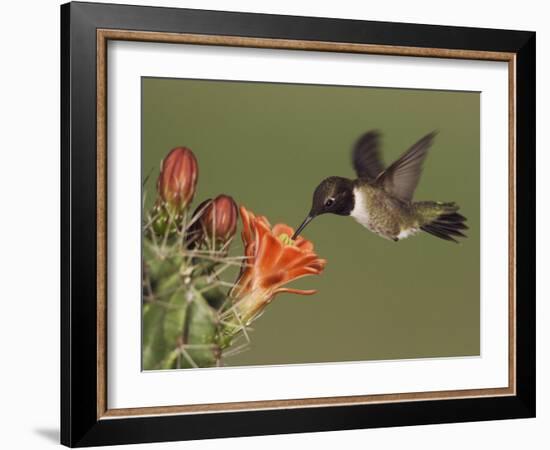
left=157, top=147, right=198, bottom=212
left=199, top=195, right=239, bottom=244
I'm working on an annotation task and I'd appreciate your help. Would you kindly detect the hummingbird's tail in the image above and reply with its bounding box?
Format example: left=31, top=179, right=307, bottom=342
left=415, top=202, right=468, bottom=243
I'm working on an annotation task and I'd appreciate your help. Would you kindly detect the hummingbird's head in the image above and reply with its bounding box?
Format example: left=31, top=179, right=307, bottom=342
left=292, top=176, right=355, bottom=239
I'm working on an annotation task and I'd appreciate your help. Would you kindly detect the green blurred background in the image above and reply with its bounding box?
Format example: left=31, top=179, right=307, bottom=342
left=142, top=77, right=480, bottom=366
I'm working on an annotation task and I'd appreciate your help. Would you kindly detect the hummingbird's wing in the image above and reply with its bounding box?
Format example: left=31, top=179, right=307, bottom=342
left=376, top=131, right=437, bottom=202
left=351, top=130, right=385, bottom=181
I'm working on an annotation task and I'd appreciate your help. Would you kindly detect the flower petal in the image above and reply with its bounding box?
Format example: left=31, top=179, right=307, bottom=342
left=257, top=215, right=271, bottom=228
left=285, top=253, right=321, bottom=270
left=260, top=271, right=285, bottom=290
left=272, top=223, right=294, bottom=238
left=308, top=258, right=327, bottom=271
left=240, top=206, right=253, bottom=244
left=275, top=245, right=305, bottom=271
left=286, top=266, right=322, bottom=281
left=295, top=237, right=314, bottom=252
left=244, top=241, right=256, bottom=258
left=231, top=269, right=254, bottom=298
left=256, top=232, right=283, bottom=273
left=275, top=288, right=317, bottom=296
left=254, top=218, right=272, bottom=244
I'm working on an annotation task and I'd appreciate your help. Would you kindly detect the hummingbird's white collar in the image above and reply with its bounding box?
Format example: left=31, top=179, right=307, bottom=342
left=349, top=188, right=370, bottom=227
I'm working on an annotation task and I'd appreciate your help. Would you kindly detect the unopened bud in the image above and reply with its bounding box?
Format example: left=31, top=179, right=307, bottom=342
left=157, top=147, right=198, bottom=213
left=195, top=195, right=238, bottom=245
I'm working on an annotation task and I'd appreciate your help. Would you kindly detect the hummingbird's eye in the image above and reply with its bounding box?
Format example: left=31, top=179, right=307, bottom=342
left=324, top=198, right=335, bottom=207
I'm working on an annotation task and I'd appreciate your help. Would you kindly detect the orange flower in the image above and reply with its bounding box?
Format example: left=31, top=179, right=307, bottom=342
left=231, top=206, right=326, bottom=323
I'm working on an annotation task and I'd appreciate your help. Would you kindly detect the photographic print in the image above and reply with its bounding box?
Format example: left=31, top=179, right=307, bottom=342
left=62, top=4, right=535, bottom=445
left=141, top=77, right=480, bottom=370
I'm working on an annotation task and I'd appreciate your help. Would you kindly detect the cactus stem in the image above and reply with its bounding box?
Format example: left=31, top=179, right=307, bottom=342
left=160, top=211, right=177, bottom=252
left=178, top=347, right=199, bottom=368
left=148, top=285, right=183, bottom=301
left=147, top=298, right=186, bottom=311
left=189, top=285, right=221, bottom=315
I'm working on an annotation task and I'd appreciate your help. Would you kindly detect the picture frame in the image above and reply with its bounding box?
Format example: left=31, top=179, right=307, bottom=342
left=60, top=1, right=535, bottom=447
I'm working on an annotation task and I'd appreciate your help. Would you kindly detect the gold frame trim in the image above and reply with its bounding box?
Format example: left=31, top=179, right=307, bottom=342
left=96, top=29, right=517, bottom=420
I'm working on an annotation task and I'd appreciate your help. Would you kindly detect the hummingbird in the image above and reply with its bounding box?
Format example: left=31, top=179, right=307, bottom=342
left=292, top=130, right=468, bottom=243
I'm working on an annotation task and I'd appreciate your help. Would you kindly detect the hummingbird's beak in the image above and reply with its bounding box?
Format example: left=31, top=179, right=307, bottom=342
left=292, top=215, right=314, bottom=240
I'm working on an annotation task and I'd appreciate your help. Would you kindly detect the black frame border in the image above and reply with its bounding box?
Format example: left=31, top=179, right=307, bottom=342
left=61, top=2, right=535, bottom=447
